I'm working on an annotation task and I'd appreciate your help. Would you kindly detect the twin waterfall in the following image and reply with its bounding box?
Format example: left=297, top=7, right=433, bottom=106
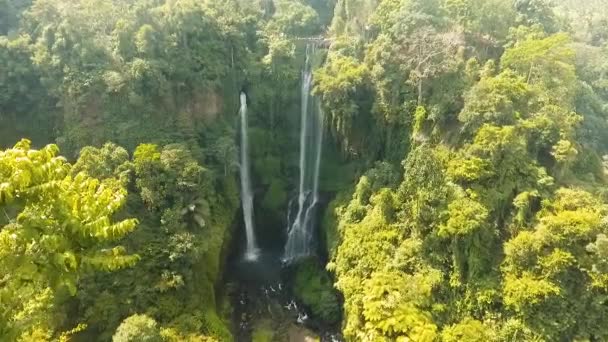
left=239, top=92, right=259, bottom=261
left=284, top=44, right=324, bottom=262
left=239, top=44, right=324, bottom=263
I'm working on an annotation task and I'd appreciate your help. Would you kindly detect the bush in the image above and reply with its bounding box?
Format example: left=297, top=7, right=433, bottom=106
left=113, top=314, right=162, bottom=342
left=252, top=320, right=274, bottom=342
left=293, top=260, right=341, bottom=324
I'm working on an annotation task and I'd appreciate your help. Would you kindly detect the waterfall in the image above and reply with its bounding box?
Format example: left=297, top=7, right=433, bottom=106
left=239, top=92, right=259, bottom=261
left=284, top=44, right=325, bottom=262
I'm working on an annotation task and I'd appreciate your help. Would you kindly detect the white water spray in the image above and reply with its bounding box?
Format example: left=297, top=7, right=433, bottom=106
left=284, top=44, right=325, bottom=262
left=239, top=92, right=259, bottom=261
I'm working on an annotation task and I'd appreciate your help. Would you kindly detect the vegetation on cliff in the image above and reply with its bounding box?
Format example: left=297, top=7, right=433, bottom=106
left=2, top=0, right=608, bottom=341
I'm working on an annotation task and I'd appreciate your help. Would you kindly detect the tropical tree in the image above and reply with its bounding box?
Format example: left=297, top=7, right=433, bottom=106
left=0, top=139, right=138, bottom=340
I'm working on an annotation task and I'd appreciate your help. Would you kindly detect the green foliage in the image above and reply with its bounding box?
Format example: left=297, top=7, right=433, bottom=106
left=458, top=70, right=534, bottom=136
left=12, top=0, right=259, bottom=151
left=113, top=314, right=162, bottom=342
left=326, top=158, right=449, bottom=340
left=0, top=35, right=55, bottom=147
left=251, top=319, right=274, bottom=342
left=3, top=0, right=608, bottom=341
left=440, top=196, right=488, bottom=238
left=361, top=270, right=440, bottom=341
left=513, top=0, right=559, bottom=33
left=443, top=0, right=518, bottom=43
left=502, top=188, right=608, bottom=340
left=314, top=54, right=371, bottom=155
left=133, top=143, right=208, bottom=213
left=412, top=106, right=428, bottom=136
left=72, top=142, right=132, bottom=184
left=502, top=32, right=577, bottom=104
left=0, top=140, right=137, bottom=340
left=266, top=0, right=320, bottom=37
left=293, top=260, right=341, bottom=324
left=320, top=2, right=608, bottom=340
left=67, top=141, right=236, bottom=341
left=441, top=318, right=494, bottom=342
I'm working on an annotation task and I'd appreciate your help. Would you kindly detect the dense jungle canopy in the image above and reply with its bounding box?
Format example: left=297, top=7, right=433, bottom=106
left=2, top=0, right=608, bottom=341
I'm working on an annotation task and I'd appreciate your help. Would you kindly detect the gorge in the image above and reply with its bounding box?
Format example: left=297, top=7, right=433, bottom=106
left=2, top=0, right=608, bottom=341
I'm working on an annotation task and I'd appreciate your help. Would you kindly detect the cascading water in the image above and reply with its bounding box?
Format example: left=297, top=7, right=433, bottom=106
left=239, top=92, right=259, bottom=261
left=284, top=44, right=325, bottom=262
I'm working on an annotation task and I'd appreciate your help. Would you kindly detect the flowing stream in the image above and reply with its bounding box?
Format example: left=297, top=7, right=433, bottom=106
left=239, top=92, right=259, bottom=261
left=284, top=44, right=325, bottom=262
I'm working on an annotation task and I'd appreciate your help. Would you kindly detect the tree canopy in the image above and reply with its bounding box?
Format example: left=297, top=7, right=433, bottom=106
left=2, top=0, right=608, bottom=341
